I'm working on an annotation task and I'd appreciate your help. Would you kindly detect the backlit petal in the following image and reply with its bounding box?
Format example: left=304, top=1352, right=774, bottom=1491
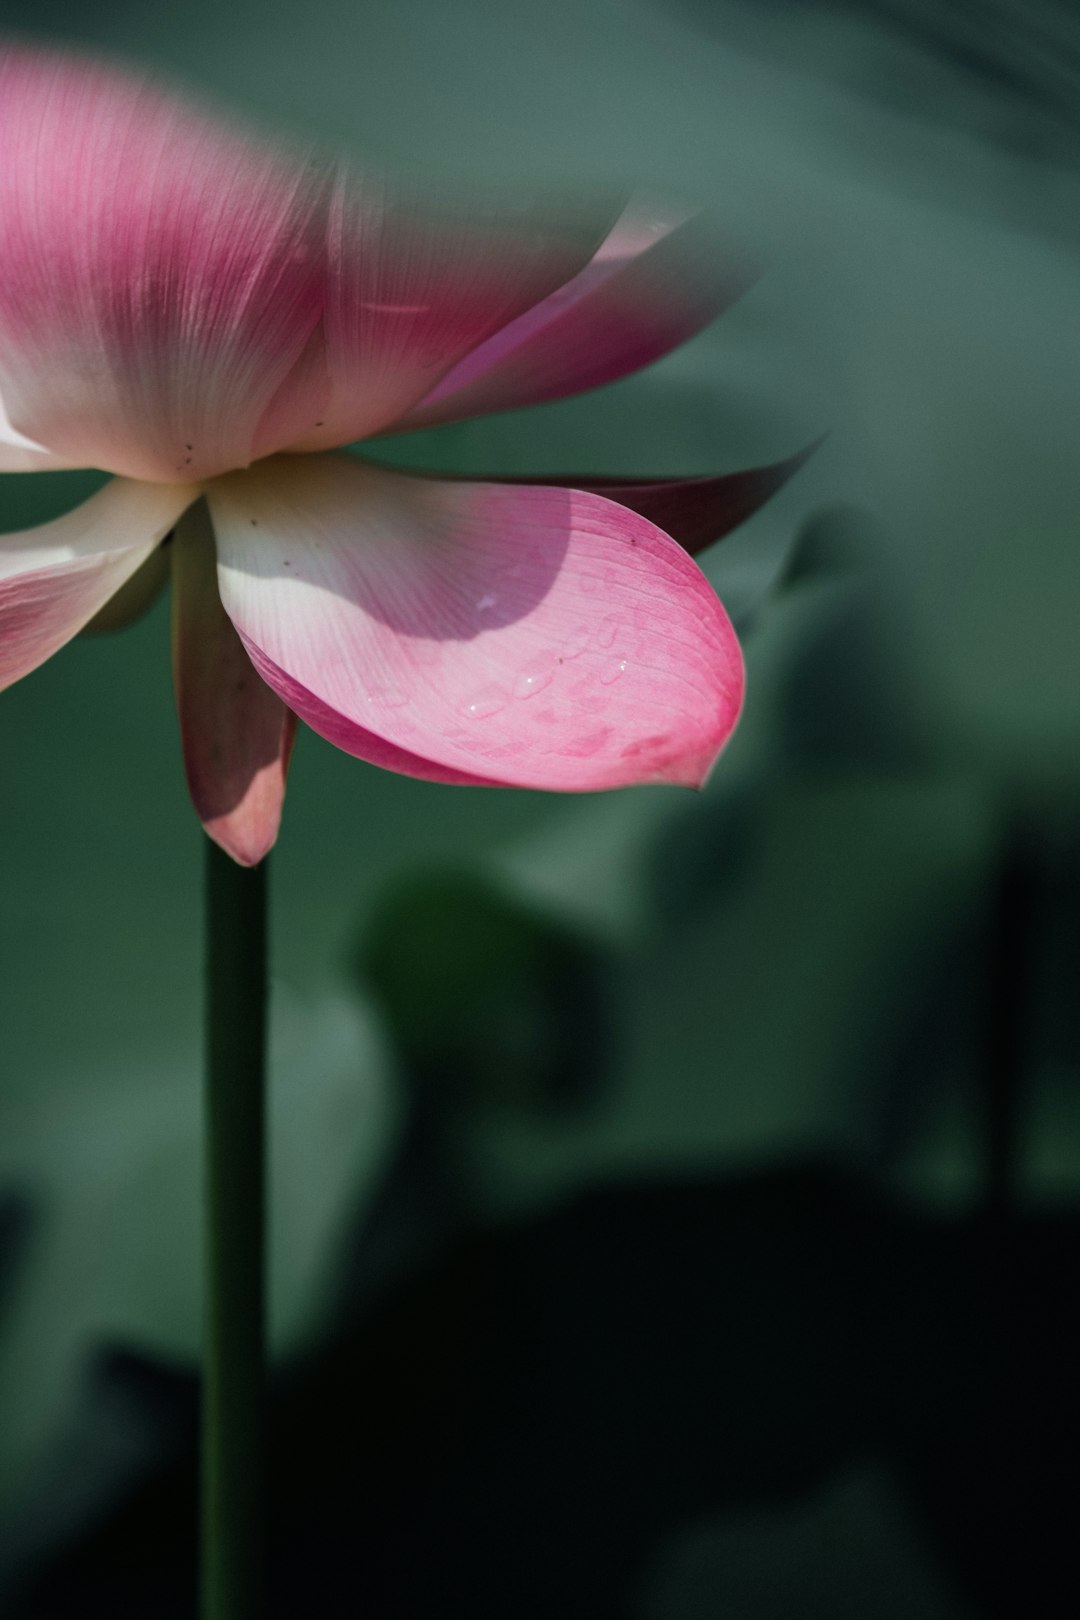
left=284, top=171, right=621, bottom=451
left=392, top=202, right=756, bottom=431
left=207, top=455, right=743, bottom=792
left=171, top=501, right=296, bottom=865
left=0, top=47, right=327, bottom=483
left=0, top=478, right=196, bottom=689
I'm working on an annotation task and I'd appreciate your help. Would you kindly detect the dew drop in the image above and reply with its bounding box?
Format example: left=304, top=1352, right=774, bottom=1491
left=514, top=657, right=555, bottom=699
left=597, top=615, right=619, bottom=650
left=599, top=659, right=627, bottom=686
left=464, top=685, right=508, bottom=719
left=476, top=591, right=498, bottom=613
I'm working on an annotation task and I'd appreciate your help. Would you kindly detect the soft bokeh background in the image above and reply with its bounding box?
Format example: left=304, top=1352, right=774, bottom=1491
left=1, top=2, right=1078, bottom=1615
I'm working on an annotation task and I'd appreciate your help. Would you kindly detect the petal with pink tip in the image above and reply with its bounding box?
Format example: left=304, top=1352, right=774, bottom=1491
left=207, top=455, right=744, bottom=792
left=283, top=171, right=622, bottom=451
left=391, top=202, right=757, bottom=432
left=0, top=48, right=328, bottom=484
left=0, top=478, right=197, bottom=690
left=171, top=501, right=296, bottom=865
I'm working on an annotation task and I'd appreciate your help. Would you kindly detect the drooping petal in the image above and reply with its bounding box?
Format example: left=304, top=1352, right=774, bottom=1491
left=282, top=171, right=622, bottom=452
left=0, top=478, right=197, bottom=689
left=206, top=455, right=743, bottom=792
left=390, top=201, right=757, bottom=432
left=0, top=48, right=328, bottom=484
left=171, top=501, right=296, bottom=865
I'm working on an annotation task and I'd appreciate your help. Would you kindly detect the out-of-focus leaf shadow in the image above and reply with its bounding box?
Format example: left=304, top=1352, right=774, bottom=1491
left=355, top=870, right=614, bottom=1120
left=337, top=867, right=617, bottom=1296
left=9, top=724, right=1078, bottom=1617
left=6, top=685, right=1079, bottom=1620
left=647, top=501, right=931, bottom=931
left=6, top=1163, right=1079, bottom=1619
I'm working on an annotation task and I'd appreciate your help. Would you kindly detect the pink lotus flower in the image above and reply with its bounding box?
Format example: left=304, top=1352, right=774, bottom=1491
left=0, top=47, right=803, bottom=864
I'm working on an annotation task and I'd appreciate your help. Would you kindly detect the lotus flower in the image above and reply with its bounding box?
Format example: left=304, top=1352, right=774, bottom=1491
left=0, top=47, right=805, bottom=864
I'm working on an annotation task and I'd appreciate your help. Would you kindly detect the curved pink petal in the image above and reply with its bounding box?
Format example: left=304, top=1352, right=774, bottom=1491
left=0, top=478, right=197, bottom=689
left=171, top=501, right=296, bottom=865
left=389, top=201, right=757, bottom=432
left=0, top=48, right=328, bottom=484
left=282, top=171, right=622, bottom=452
left=206, top=455, right=743, bottom=792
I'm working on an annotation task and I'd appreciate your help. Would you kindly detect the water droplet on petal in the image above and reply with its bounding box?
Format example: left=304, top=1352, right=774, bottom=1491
left=464, top=686, right=508, bottom=719
left=514, top=656, right=555, bottom=699
left=599, top=660, right=627, bottom=686
left=476, top=592, right=498, bottom=613
left=597, top=615, right=619, bottom=650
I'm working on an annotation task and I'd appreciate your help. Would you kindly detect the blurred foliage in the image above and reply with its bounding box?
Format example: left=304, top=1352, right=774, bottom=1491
left=355, top=869, right=613, bottom=1117
left=1, top=1, right=1079, bottom=1616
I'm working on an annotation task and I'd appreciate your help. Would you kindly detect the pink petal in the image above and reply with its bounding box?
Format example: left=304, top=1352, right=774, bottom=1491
left=283, top=171, right=622, bottom=451
left=171, top=501, right=296, bottom=865
left=0, top=48, right=327, bottom=484
left=206, top=455, right=744, bottom=792
left=390, top=201, right=757, bottom=432
left=0, top=478, right=197, bottom=689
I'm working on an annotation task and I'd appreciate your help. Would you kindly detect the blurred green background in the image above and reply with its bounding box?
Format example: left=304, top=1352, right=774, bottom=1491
left=1, top=2, right=1078, bottom=1616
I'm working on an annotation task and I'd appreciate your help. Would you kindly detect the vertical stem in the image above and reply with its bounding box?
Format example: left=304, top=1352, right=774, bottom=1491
left=203, top=840, right=267, bottom=1620
left=982, top=824, right=1035, bottom=1221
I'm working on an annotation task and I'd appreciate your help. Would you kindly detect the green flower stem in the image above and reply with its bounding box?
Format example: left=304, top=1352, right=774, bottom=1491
left=202, top=840, right=267, bottom=1620
left=982, top=822, right=1035, bottom=1221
